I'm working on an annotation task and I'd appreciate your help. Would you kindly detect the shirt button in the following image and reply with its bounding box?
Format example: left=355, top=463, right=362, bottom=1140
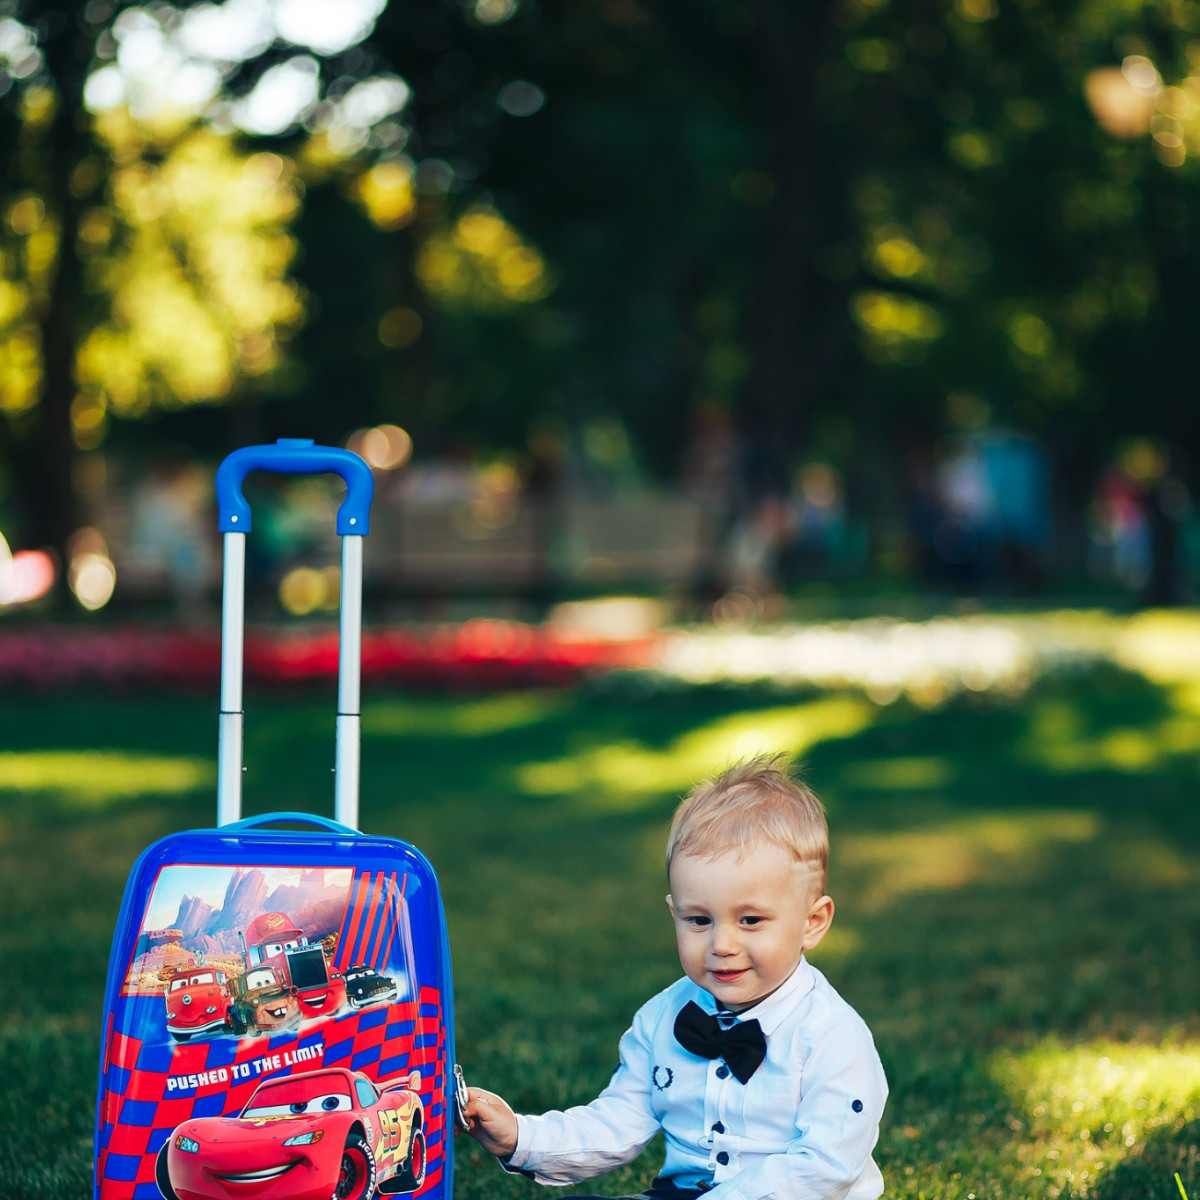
left=715, top=1064, right=730, bottom=1079
left=712, top=1122, right=725, bottom=1134
left=717, top=1151, right=730, bottom=1165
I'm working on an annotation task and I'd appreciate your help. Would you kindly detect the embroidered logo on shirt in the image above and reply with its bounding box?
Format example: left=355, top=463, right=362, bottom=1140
left=652, top=1065, right=674, bottom=1090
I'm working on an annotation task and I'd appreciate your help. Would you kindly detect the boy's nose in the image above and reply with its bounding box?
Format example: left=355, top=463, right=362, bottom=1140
left=709, top=925, right=739, bottom=955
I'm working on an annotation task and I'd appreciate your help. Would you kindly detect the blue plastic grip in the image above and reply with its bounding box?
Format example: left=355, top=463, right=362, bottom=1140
left=216, top=438, right=373, bottom=535
left=222, top=811, right=359, bottom=836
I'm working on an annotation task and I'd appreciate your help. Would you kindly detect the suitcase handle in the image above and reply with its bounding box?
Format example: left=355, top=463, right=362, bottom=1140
left=216, top=439, right=373, bottom=831
left=216, top=438, right=374, bottom=535
left=223, top=812, right=358, bottom=836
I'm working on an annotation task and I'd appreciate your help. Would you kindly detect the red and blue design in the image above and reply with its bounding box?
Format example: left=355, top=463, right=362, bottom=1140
left=96, top=987, right=448, bottom=1199
left=334, top=871, right=409, bottom=976
left=95, top=843, right=456, bottom=1200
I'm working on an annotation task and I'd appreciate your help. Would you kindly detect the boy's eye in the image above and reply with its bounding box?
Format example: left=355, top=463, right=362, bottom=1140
left=685, top=916, right=712, bottom=928
left=741, top=916, right=764, bottom=926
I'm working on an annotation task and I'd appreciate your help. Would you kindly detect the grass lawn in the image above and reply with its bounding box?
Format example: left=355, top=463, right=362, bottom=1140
left=1, top=663, right=1198, bottom=1199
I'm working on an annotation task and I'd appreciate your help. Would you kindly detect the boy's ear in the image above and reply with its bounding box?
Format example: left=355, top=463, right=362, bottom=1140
left=665, top=894, right=675, bottom=917
left=803, top=894, right=835, bottom=951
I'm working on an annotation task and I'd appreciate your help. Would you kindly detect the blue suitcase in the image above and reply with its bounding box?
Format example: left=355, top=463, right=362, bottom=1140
left=93, top=441, right=462, bottom=1200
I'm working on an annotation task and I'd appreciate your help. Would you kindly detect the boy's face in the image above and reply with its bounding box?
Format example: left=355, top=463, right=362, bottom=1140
left=667, top=841, right=833, bottom=1012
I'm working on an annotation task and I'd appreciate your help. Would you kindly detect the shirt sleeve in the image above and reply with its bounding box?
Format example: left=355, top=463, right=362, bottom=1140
left=707, top=1013, right=888, bottom=1200
left=503, top=1002, right=663, bottom=1185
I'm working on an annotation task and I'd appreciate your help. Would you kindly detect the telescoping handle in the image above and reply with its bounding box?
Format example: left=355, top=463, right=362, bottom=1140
left=214, top=438, right=375, bottom=831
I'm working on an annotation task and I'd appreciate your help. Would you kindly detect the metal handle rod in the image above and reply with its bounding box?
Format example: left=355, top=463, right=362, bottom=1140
left=335, top=534, right=363, bottom=830
left=217, top=531, right=246, bottom=827
left=216, top=529, right=366, bottom=832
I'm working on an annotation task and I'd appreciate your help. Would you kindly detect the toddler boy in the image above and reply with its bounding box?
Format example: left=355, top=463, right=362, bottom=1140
left=464, top=754, right=887, bottom=1200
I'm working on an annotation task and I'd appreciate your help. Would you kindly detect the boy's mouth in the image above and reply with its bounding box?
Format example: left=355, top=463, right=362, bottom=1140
left=710, top=968, right=748, bottom=982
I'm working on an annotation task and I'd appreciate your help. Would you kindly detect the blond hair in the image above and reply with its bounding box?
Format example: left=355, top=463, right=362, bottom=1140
left=666, top=754, right=829, bottom=892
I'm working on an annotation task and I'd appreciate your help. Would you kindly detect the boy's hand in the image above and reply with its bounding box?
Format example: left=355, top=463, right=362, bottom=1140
left=462, top=1086, right=519, bottom=1160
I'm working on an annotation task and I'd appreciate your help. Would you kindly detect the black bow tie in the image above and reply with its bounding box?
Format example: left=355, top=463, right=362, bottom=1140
left=673, top=1000, right=767, bottom=1084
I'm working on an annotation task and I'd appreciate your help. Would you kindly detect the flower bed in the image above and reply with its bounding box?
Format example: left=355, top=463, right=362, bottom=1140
left=0, top=620, right=663, bottom=692
left=2, top=610, right=1190, bottom=697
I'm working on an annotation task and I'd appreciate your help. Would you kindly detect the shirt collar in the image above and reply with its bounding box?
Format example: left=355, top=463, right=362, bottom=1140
left=691, top=957, right=816, bottom=1036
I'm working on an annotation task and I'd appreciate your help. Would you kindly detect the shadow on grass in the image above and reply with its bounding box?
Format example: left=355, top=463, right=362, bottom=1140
left=1085, top=1119, right=1199, bottom=1200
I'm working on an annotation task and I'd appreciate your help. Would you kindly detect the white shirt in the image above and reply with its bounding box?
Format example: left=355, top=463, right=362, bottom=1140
left=508, top=958, right=887, bottom=1200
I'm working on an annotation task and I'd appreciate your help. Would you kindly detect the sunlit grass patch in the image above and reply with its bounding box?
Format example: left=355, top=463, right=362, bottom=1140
left=514, top=696, right=873, bottom=803
left=839, top=811, right=1099, bottom=909
left=807, top=922, right=864, bottom=963
left=648, top=610, right=1200, bottom=708
left=839, top=755, right=956, bottom=790
left=989, top=1038, right=1200, bottom=1197
left=362, top=691, right=557, bottom=738
left=655, top=617, right=1042, bottom=700
left=1102, top=835, right=1195, bottom=886
left=0, top=751, right=212, bottom=804
left=1114, top=611, right=1200, bottom=684
left=1020, top=692, right=1200, bottom=775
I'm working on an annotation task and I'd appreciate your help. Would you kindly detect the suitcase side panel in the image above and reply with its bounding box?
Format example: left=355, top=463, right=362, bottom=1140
left=94, top=829, right=454, bottom=1200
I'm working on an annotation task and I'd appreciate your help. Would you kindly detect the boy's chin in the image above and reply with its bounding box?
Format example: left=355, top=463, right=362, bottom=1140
left=692, top=963, right=801, bottom=1010
left=698, top=973, right=763, bottom=1010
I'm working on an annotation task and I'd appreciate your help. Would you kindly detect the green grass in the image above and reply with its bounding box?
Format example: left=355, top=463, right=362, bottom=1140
left=2, top=667, right=1199, bottom=1198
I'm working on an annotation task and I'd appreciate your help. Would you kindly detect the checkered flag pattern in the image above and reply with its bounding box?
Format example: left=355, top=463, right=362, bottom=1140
left=96, top=984, right=447, bottom=1199
left=99, top=875, right=448, bottom=1200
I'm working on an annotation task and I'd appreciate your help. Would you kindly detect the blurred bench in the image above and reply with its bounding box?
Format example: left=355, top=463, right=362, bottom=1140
left=369, top=495, right=712, bottom=588
left=104, top=492, right=716, bottom=598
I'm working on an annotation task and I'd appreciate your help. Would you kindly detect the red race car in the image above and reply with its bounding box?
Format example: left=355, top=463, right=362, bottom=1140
left=156, top=1066, right=426, bottom=1200
left=164, top=968, right=237, bottom=1041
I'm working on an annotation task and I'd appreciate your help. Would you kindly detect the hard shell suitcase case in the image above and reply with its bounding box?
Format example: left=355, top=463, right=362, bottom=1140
left=93, top=441, right=460, bottom=1200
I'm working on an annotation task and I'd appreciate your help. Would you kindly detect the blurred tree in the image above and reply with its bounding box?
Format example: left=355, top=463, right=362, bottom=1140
left=74, top=112, right=304, bottom=443
left=0, top=3, right=98, bottom=568
left=3, top=0, right=1200, bottom=601
left=0, top=0, right=568, bottom=583
left=813, top=0, right=1200, bottom=540
left=360, top=0, right=774, bottom=474
left=0, top=5, right=283, bottom=572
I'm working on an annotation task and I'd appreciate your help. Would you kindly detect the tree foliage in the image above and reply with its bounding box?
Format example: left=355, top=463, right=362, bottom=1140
left=0, top=0, right=1198, bottom=579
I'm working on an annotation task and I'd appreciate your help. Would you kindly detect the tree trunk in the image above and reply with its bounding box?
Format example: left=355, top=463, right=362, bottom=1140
left=28, top=9, right=94, bottom=587
left=34, top=186, right=81, bottom=565
left=13, top=7, right=97, bottom=592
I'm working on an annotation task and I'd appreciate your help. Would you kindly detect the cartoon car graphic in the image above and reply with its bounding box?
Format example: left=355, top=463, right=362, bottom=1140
left=164, top=968, right=237, bottom=1041
left=344, top=964, right=400, bottom=1010
left=155, top=1066, right=427, bottom=1200
left=231, top=965, right=300, bottom=1037
left=241, top=912, right=348, bottom=1021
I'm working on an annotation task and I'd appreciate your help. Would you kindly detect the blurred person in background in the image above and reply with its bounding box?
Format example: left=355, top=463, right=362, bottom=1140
left=126, top=462, right=215, bottom=622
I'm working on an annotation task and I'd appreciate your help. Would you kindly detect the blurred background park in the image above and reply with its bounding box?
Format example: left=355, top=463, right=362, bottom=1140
left=0, top=0, right=1198, bottom=617
left=2, top=0, right=1200, bottom=1198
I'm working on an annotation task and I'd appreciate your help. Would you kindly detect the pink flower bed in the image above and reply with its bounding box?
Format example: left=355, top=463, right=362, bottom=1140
left=0, top=621, right=663, bottom=691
